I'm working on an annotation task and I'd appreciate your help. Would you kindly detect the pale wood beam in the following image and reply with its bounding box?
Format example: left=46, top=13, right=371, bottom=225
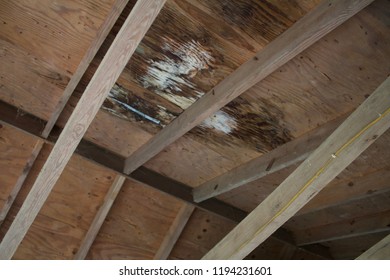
left=193, top=115, right=346, bottom=202
left=0, top=0, right=166, bottom=260
left=356, top=234, right=390, bottom=259
left=0, top=0, right=127, bottom=231
left=202, top=77, right=390, bottom=259
left=123, top=0, right=374, bottom=175
left=74, top=175, right=126, bottom=259
left=41, top=0, right=129, bottom=138
left=154, top=204, right=195, bottom=260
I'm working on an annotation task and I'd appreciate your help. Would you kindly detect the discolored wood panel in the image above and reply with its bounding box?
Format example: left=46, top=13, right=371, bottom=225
left=87, top=180, right=183, bottom=260
left=0, top=0, right=117, bottom=120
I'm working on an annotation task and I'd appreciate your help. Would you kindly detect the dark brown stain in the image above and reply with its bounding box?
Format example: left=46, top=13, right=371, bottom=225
left=191, top=97, right=292, bottom=153
left=207, top=0, right=295, bottom=42
left=102, top=83, right=178, bottom=131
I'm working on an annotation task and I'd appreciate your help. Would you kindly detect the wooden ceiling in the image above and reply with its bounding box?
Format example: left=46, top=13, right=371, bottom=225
left=0, top=0, right=389, bottom=260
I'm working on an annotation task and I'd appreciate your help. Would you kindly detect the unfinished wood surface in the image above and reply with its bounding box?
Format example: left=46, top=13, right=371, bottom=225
left=41, top=0, right=129, bottom=137
left=0, top=139, right=43, bottom=225
left=86, top=179, right=183, bottom=259
left=0, top=142, right=116, bottom=259
left=298, top=168, right=390, bottom=215
left=0, top=0, right=117, bottom=120
left=194, top=115, right=346, bottom=202
left=123, top=0, right=372, bottom=174
left=0, top=0, right=166, bottom=260
left=295, top=209, right=390, bottom=245
left=74, top=175, right=126, bottom=260
left=0, top=123, right=38, bottom=221
left=356, top=234, right=390, bottom=260
left=202, top=77, right=390, bottom=259
left=154, top=203, right=195, bottom=260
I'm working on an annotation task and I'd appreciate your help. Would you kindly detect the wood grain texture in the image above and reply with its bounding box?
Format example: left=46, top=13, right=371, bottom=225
left=0, top=0, right=166, bottom=259
left=41, top=0, right=129, bottom=137
left=0, top=143, right=116, bottom=259
left=74, top=175, right=126, bottom=259
left=0, top=139, right=43, bottom=225
left=193, top=114, right=346, bottom=202
left=356, top=233, right=390, bottom=260
left=86, top=179, right=183, bottom=260
left=124, top=0, right=373, bottom=174
left=0, top=123, right=37, bottom=220
left=202, top=77, right=390, bottom=259
left=0, top=0, right=117, bottom=120
left=154, top=203, right=195, bottom=259
left=295, top=209, right=390, bottom=245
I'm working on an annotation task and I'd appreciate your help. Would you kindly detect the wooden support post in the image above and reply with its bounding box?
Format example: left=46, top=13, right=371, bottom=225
left=356, top=234, right=390, bottom=260
left=123, top=0, right=374, bottom=175
left=154, top=204, right=195, bottom=260
left=74, top=175, right=126, bottom=259
left=0, top=0, right=166, bottom=260
left=202, top=77, right=390, bottom=259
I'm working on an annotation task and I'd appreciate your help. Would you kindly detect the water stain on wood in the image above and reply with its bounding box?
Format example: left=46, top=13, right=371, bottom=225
left=102, top=84, right=178, bottom=131
left=192, top=97, right=292, bottom=153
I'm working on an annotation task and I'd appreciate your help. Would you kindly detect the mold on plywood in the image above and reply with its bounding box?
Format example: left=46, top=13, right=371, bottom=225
left=139, top=36, right=215, bottom=109
left=102, top=84, right=178, bottom=131
left=193, top=97, right=292, bottom=153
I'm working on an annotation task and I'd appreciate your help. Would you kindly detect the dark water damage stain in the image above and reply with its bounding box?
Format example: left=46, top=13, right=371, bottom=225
left=102, top=83, right=178, bottom=130
left=192, top=97, right=292, bottom=153
left=208, top=0, right=295, bottom=42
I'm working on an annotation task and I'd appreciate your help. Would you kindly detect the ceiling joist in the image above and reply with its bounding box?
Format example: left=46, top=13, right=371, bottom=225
left=0, top=0, right=167, bottom=260
left=202, top=77, right=390, bottom=259
left=356, top=234, right=390, bottom=260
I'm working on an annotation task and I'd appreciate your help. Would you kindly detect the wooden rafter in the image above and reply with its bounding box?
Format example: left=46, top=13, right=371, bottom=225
left=123, top=0, right=374, bottom=175
left=0, top=0, right=167, bottom=260
left=0, top=0, right=128, bottom=232
left=203, top=77, right=390, bottom=259
left=74, top=175, right=126, bottom=259
left=193, top=114, right=346, bottom=202
left=154, top=204, right=195, bottom=260
left=356, top=234, right=390, bottom=260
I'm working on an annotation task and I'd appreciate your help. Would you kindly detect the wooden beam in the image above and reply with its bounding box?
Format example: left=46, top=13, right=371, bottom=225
left=202, top=77, right=390, bottom=259
left=356, top=234, right=390, bottom=260
left=74, top=175, right=126, bottom=259
left=193, top=115, right=346, bottom=202
left=295, top=210, right=390, bottom=246
left=0, top=108, right=330, bottom=259
left=41, top=0, right=129, bottom=138
left=154, top=204, right=195, bottom=260
left=123, top=0, right=374, bottom=175
left=0, top=140, right=44, bottom=225
left=297, top=168, right=390, bottom=215
left=0, top=0, right=166, bottom=260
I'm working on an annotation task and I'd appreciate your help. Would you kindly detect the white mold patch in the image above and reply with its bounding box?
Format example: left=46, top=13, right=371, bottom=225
left=140, top=36, right=214, bottom=109
left=201, top=111, right=237, bottom=134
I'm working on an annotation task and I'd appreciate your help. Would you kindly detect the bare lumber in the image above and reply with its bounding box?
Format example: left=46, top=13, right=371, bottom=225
left=0, top=0, right=166, bottom=260
left=193, top=115, right=346, bottom=202
left=0, top=118, right=330, bottom=259
left=123, top=0, right=374, bottom=175
left=356, top=234, right=390, bottom=260
left=202, top=77, right=390, bottom=259
left=41, top=0, right=129, bottom=138
left=295, top=210, right=390, bottom=246
left=74, top=175, right=126, bottom=259
left=0, top=140, right=44, bottom=225
left=154, top=204, right=195, bottom=260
